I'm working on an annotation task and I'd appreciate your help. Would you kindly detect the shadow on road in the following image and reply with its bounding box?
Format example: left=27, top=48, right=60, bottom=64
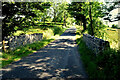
left=1, top=27, right=88, bottom=80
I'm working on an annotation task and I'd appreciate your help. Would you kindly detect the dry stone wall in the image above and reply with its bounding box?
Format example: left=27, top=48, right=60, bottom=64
left=5, top=33, right=43, bottom=50
left=83, top=34, right=110, bottom=55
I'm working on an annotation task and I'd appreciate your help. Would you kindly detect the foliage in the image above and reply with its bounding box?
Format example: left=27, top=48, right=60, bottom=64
left=68, top=2, right=106, bottom=36
left=81, top=2, right=105, bottom=36
left=66, top=17, right=75, bottom=25
left=68, top=2, right=87, bottom=31
left=50, top=2, right=69, bottom=26
left=76, top=25, right=120, bottom=79
left=52, top=25, right=63, bottom=35
left=2, top=2, right=70, bottom=40
left=2, top=2, right=51, bottom=39
left=76, top=37, right=120, bottom=79
left=1, top=23, right=66, bottom=67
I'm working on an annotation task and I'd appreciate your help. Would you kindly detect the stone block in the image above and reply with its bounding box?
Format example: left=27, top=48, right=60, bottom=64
left=4, top=33, right=43, bottom=50
left=83, top=34, right=110, bottom=55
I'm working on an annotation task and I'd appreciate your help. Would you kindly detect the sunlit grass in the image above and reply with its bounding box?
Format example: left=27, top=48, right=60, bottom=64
left=1, top=39, right=54, bottom=68
left=13, top=23, right=66, bottom=39
left=14, top=28, right=45, bottom=36
left=13, top=30, right=24, bottom=36
left=100, top=27, right=118, bottom=49
left=2, top=22, right=67, bottom=68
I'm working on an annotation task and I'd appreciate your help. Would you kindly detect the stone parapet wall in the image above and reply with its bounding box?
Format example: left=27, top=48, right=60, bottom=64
left=83, top=34, right=110, bottom=55
left=5, top=33, right=43, bottom=50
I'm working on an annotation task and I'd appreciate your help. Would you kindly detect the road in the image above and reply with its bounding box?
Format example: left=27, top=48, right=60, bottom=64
left=1, top=27, right=88, bottom=80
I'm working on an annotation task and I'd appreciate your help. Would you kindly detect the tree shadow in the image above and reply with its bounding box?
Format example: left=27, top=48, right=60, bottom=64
left=1, top=28, right=88, bottom=80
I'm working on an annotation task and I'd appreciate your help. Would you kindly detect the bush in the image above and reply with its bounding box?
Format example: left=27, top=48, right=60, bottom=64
left=52, top=26, right=63, bottom=35
left=96, top=49, right=120, bottom=79
left=43, top=28, right=54, bottom=39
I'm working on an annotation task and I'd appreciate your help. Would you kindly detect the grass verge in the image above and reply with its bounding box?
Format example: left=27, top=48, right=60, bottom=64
left=2, top=39, right=54, bottom=68
left=76, top=25, right=120, bottom=79
left=1, top=23, right=67, bottom=68
left=76, top=37, right=120, bottom=79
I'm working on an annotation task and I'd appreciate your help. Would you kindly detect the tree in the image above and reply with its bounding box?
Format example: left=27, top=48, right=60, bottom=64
left=83, top=2, right=105, bottom=36
left=68, top=2, right=105, bottom=36
left=58, top=3, right=69, bottom=26
left=50, top=2, right=69, bottom=26
left=89, top=2, right=94, bottom=36
left=68, top=2, right=87, bottom=31
left=2, top=2, right=51, bottom=39
left=40, top=2, right=51, bottom=25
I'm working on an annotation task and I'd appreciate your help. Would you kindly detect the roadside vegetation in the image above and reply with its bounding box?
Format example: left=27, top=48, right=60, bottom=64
left=76, top=25, right=120, bottom=79
left=1, top=23, right=67, bottom=68
left=2, top=39, right=54, bottom=67
left=73, top=2, right=120, bottom=79
left=13, top=22, right=67, bottom=39
left=1, top=1, right=120, bottom=79
left=1, top=2, right=71, bottom=68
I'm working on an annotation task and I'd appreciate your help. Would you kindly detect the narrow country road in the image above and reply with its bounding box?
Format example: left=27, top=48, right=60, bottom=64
left=1, top=26, right=88, bottom=79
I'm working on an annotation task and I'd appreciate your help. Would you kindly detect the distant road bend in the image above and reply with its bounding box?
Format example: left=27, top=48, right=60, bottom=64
left=1, top=26, right=88, bottom=80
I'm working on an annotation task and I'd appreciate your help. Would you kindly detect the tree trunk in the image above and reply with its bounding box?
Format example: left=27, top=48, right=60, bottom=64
left=64, top=12, right=67, bottom=27
left=83, top=16, right=86, bottom=31
left=81, top=15, right=87, bottom=33
left=64, top=12, right=66, bottom=27
left=53, top=8, right=56, bottom=24
left=80, top=21, right=82, bottom=26
left=89, top=3, right=94, bottom=36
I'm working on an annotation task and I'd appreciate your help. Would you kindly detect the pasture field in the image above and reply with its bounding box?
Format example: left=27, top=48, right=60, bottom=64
left=101, top=27, right=119, bottom=49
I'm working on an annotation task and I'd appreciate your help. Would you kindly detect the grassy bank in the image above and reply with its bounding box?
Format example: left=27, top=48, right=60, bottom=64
left=76, top=25, right=120, bottom=79
left=1, top=23, right=67, bottom=68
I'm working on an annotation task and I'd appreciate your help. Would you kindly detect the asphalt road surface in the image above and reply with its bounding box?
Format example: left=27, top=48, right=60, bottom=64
left=1, top=26, right=88, bottom=80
